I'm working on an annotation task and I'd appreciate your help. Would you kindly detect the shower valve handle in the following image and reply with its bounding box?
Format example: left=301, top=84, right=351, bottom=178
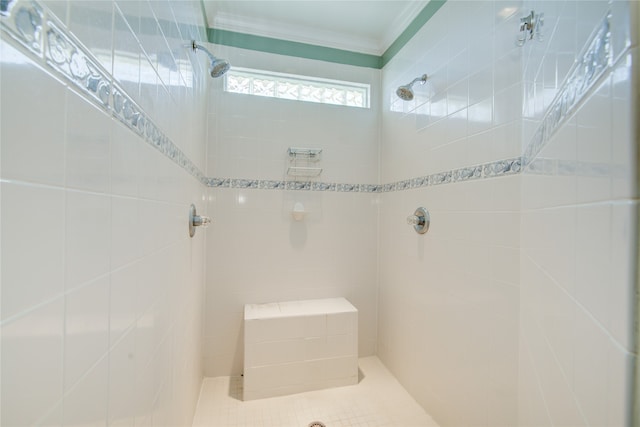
left=407, top=207, right=430, bottom=234
left=193, top=215, right=211, bottom=228
left=406, top=215, right=424, bottom=226
left=189, top=204, right=211, bottom=237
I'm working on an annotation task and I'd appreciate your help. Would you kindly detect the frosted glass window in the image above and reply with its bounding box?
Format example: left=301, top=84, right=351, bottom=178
left=224, top=67, right=370, bottom=108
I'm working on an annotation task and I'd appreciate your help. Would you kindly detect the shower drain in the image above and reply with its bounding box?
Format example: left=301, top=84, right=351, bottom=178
left=308, top=422, right=326, bottom=427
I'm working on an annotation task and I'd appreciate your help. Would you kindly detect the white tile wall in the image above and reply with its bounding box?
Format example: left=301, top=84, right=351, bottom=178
left=203, top=48, right=381, bottom=377
left=2, top=0, right=635, bottom=426
left=379, top=1, right=637, bottom=427
left=381, top=1, right=523, bottom=184
left=203, top=188, right=378, bottom=376
left=378, top=2, right=524, bottom=426
left=206, top=45, right=381, bottom=184
left=0, top=0, right=208, bottom=425
left=377, top=177, right=521, bottom=427
left=518, top=1, right=638, bottom=423
left=201, top=3, right=636, bottom=426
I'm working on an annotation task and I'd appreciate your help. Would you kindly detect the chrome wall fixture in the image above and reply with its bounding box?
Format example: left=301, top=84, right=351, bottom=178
left=189, top=204, right=211, bottom=237
left=189, top=40, right=230, bottom=78
left=287, top=147, right=323, bottom=178
left=407, top=207, right=430, bottom=234
left=517, top=10, right=544, bottom=46
left=396, top=74, right=428, bottom=101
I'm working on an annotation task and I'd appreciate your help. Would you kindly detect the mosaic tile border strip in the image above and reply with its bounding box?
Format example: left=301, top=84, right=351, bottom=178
left=207, top=157, right=522, bottom=192
left=526, top=157, right=620, bottom=178
left=522, top=10, right=612, bottom=167
left=0, top=0, right=207, bottom=184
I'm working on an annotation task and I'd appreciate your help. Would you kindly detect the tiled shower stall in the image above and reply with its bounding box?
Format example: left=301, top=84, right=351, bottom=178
left=1, top=0, right=637, bottom=426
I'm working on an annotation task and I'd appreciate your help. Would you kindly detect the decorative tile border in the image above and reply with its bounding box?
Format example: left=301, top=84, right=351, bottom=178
left=206, top=157, right=522, bottom=193
left=0, top=0, right=207, bottom=184
left=527, top=158, right=615, bottom=178
left=522, top=10, right=612, bottom=168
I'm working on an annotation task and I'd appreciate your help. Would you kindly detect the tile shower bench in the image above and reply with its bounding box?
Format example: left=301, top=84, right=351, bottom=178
left=243, top=297, right=358, bottom=400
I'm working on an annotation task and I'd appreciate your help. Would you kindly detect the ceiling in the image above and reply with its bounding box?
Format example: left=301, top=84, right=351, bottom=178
left=202, top=1, right=429, bottom=56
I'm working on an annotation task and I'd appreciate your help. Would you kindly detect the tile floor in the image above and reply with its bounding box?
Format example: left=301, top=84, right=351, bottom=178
left=192, top=356, right=439, bottom=427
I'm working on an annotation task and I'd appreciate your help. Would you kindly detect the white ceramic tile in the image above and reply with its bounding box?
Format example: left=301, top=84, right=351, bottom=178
left=576, top=77, right=613, bottom=203
left=611, top=50, right=637, bottom=200
left=114, top=0, right=139, bottom=34
left=64, top=277, right=110, bottom=391
left=0, top=40, right=66, bottom=185
left=574, top=203, right=612, bottom=326
left=38, top=402, right=63, bottom=427
left=107, top=329, right=136, bottom=427
left=0, top=299, right=65, bottom=427
left=62, top=356, right=109, bottom=427
left=467, top=97, right=493, bottom=136
left=445, top=107, right=467, bottom=143
left=65, top=191, right=111, bottom=289
left=493, top=84, right=521, bottom=126
left=111, top=196, right=141, bottom=269
left=111, top=121, right=140, bottom=198
left=494, top=52, right=521, bottom=92
left=196, top=357, right=439, bottom=427
left=446, top=50, right=469, bottom=89
left=327, top=312, right=357, bottom=335
left=246, top=338, right=306, bottom=368
left=1, top=1, right=208, bottom=427
left=138, top=1, right=161, bottom=68
left=110, top=263, right=139, bottom=346
left=494, top=10, right=521, bottom=57
left=326, top=333, right=357, bottom=358
left=447, top=78, right=468, bottom=115
left=43, top=0, right=69, bottom=25
left=137, top=143, right=165, bottom=201
left=516, top=3, right=637, bottom=425
left=65, top=91, right=112, bottom=193
left=572, top=307, right=609, bottom=427
left=133, top=358, right=157, bottom=426
left=68, top=0, right=114, bottom=73
left=113, top=8, right=142, bottom=106
left=608, top=201, right=637, bottom=350
left=1, top=183, right=65, bottom=321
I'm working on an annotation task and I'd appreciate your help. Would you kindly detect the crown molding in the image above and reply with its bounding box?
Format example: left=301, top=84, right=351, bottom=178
left=212, top=11, right=382, bottom=56
left=379, top=1, right=429, bottom=54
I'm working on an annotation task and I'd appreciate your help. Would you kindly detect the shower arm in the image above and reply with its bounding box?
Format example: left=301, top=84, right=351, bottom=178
left=408, top=76, right=422, bottom=86
left=407, top=74, right=428, bottom=87
left=191, top=41, right=215, bottom=62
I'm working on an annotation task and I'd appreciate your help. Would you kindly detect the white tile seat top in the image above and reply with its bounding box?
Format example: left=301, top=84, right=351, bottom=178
left=244, top=297, right=357, bottom=320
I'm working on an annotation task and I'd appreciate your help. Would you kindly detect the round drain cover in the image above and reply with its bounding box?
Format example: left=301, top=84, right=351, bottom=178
left=308, top=422, right=326, bottom=427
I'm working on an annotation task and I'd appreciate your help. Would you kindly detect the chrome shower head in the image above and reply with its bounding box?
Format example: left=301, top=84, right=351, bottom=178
left=396, top=74, right=428, bottom=101
left=190, top=41, right=230, bottom=78
left=209, top=56, right=231, bottom=78
left=396, top=85, right=415, bottom=101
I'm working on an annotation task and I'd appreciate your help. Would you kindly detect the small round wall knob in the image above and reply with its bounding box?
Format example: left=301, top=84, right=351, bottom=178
left=408, top=207, right=430, bottom=234
left=189, top=204, right=211, bottom=237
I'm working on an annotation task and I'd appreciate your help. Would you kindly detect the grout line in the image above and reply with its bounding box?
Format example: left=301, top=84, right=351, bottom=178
left=525, top=252, right=635, bottom=354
